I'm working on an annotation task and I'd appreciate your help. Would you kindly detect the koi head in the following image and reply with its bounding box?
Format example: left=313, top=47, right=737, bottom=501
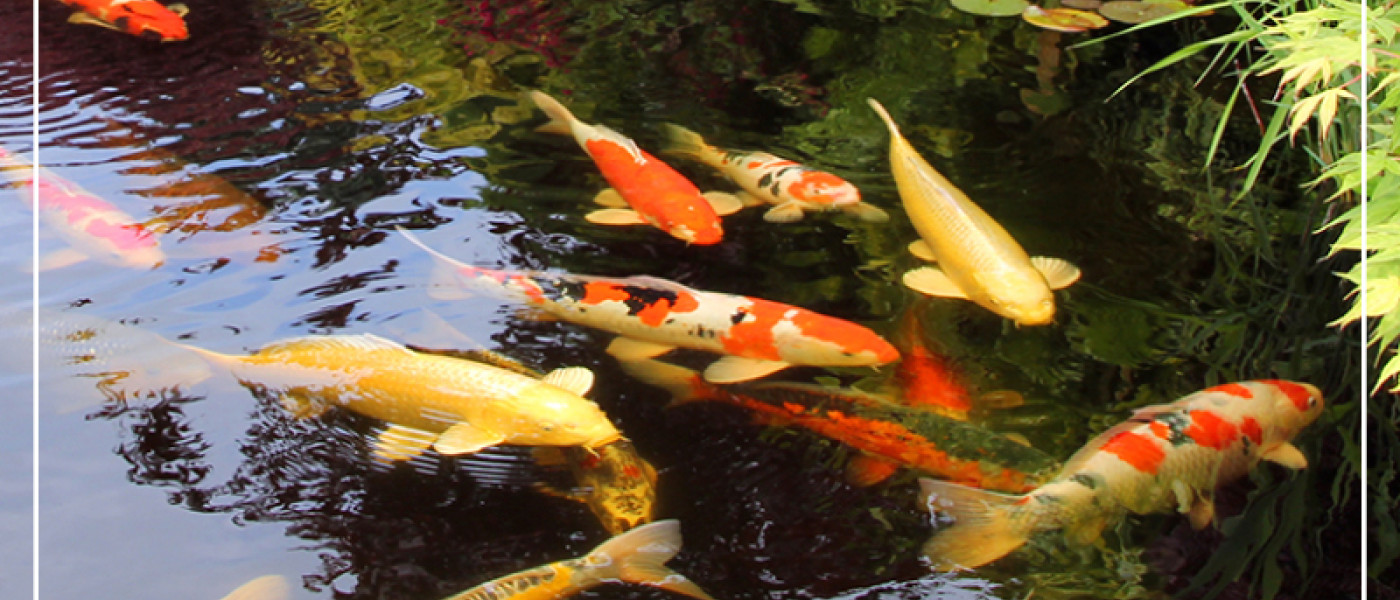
left=570, top=442, right=658, bottom=534
left=788, top=172, right=860, bottom=208
left=658, top=195, right=724, bottom=245
left=974, top=271, right=1057, bottom=326
left=112, top=1, right=190, bottom=42
left=1256, top=380, right=1325, bottom=441
left=771, top=309, right=900, bottom=367
left=507, top=386, right=623, bottom=448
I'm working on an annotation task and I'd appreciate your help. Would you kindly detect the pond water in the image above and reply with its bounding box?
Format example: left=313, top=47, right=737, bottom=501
left=7, top=1, right=1361, bottom=599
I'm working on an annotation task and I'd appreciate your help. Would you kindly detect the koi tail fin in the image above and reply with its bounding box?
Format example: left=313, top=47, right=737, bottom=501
left=529, top=90, right=578, bottom=136
left=586, top=519, right=716, bottom=600
left=616, top=358, right=704, bottom=407
left=659, top=123, right=716, bottom=164
left=866, top=98, right=902, bottom=136
left=395, top=226, right=478, bottom=301
left=918, top=478, right=1037, bottom=571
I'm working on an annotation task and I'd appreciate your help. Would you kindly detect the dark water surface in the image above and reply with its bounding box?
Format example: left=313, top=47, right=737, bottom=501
left=9, top=0, right=1360, bottom=599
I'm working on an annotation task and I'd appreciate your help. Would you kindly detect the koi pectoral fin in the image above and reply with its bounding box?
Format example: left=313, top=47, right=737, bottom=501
left=762, top=202, right=806, bottom=223
left=735, top=190, right=766, bottom=207
left=586, top=209, right=650, bottom=226
left=1261, top=442, right=1309, bottom=469
left=36, top=248, right=90, bottom=272
left=701, top=356, right=790, bottom=383
left=168, top=3, right=190, bottom=17
left=902, top=266, right=968, bottom=299
left=594, top=188, right=628, bottom=207
left=434, top=422, right=507, bottom=455
left=844, top=203, right=890, bottom=223
left=703, top=191, right=744, bottom=216
left=67, top=12, right=121, bottom=31
left=1031, top=257, right=1082, bottom=290
left=907, top=240, right=938, bottom=262
left=606, top=338, right=676, bottom=362
left=845, top=454, right=900, bottom=487
left=372, top=424, right=439, bottom=463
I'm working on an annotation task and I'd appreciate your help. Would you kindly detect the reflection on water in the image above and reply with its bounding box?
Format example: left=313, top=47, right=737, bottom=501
left=12, top=0, right=1360, bottom=598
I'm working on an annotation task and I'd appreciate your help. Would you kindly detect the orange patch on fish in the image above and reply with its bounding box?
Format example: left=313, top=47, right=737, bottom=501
left=583, top=138, right=723, bottom=244
left=1240, top=416, right=1263, bottom=445
left=719, top=301, right=786, bottom=360
left=1184, top=410, right=1239, bottom=450
left=788, top=172, right=851, bottom=205
left=1148, top=420, right=1172, bottom=441
left=788, top=307, right=899, bottom=362
left=1101, top=430, right=1166, bottom=474
left=1205, top=383, right=1254, bottom=399
left=1261, top=379, right=1315, bottom=412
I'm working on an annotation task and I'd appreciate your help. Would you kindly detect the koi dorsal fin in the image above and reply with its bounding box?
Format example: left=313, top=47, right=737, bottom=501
left=257, top=333, right=413, bottom=356
left=541, top=366, right=595, bottom=396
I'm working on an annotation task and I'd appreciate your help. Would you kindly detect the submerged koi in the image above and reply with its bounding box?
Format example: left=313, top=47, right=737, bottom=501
left=620, top=358, right=1059, bottom=492
left=184, top=334, right=622, bottom=461
left=57, top=0, right=189, bottom=42
left=919, top=380, right=1324, bottom=570
left=867, top=99, right=1080, bottom=326
left=216, top=575, right=291, bottom=600
left=661, top=123, right=888, bottom=223
left=0, top=146, right=164, bottom=270
left=402, top=227, right=899, bottom=383
left=534, top=440, right=659, bottom=535
left=441, top=519, right=714, bottom=600
left=529, top=91, right=742, bottom=245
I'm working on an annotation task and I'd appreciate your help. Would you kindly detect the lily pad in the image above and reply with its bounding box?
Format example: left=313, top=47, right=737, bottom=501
left=1021, top=5, right=1110, bottom=32
left=1097, top=0, right=1185, bottom=23
left=951, top=0, right=1032, bottom=17
left=1061, top=0, right=1103, bottom=9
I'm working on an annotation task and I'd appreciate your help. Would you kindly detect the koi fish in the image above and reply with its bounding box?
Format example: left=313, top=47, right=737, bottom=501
left=918, top=380, right=1324, bottom=571
left=529, top=90, right=742, bottom=245
left=183, top=333, right=622, bottom=460
left=217, top=575, right=290, bottom=600
left=401, top=227, right=899, bottom=383
left=534, top=440, right=659, bottom=535
left=442, top=519, right=714, bottom=600
left=620, top=358, right=1059, bottom=492
left=0, top=147, right=164, bottom=270
left=661, top=123, right=889, bottom=223
left=867, top=99, right=1080, bottom=326
left=57, top=0, right=189, bottom=42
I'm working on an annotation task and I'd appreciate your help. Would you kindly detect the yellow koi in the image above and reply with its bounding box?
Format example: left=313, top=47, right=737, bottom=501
left=216, top=575, right=290, bottom=600
left=534, top=441, right=659, bottom=535
left=867, top=99, right=1080, bottom=325
left=441, top=519, right=715, bottom=600
left=185, top=334, right=622, bottom=461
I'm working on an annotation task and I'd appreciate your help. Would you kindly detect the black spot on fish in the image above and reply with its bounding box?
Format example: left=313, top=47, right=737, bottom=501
left=1154, top=412, right=1194, bottom=446
left=730, top=309, right=749, bottom=325
left=758, top=172, right=774, bottom=189
left=616, top=284, right=681, bottom=317
left=554, top=278, right=587, bottom=303
left=1070, top=473, right=1100, bottom=490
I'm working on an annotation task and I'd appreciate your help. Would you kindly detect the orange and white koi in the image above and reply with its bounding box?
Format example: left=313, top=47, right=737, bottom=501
left=661, top=123, right=888, bottom=223
left=441, top=519, right=714, bottom=600
left=402, top=228, right=899, bottom=383
left=217, top=574, right=291, bottom=600
left=0, top=146, right=164, bottom=270
left=867, top=99, right=1080, bottom=326
left=529, top=91, right=742, bottom=245
left=56, top=0, right=189, bottom=42
left=918, top=380, right=1324, bottom=571
left=620, top=358, right=1059, bottom=492
left=183, top=334, right=622, bottom=460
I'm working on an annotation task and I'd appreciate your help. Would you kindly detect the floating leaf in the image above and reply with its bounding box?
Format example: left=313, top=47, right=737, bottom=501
left=950, top=0, right=1031, bottom=17
left=1096, top=0, right=1184, bottom=23
left=1061, top=0, right=1104, bottom=8
left=1021, top=5, right=1110, bottom=32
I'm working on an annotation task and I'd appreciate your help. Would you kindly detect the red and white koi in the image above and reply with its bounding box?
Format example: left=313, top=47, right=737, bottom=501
left=918, top=380, right=1324, bottom=571
left=529, top=91, right=742, bottom=245
left=662, top=123, right=888, bottom=223
left=401, top=228, right=899, bottom=383
left=56, top=0, right=189, bottom=42
left=0, top=146, right=164, bottom=270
